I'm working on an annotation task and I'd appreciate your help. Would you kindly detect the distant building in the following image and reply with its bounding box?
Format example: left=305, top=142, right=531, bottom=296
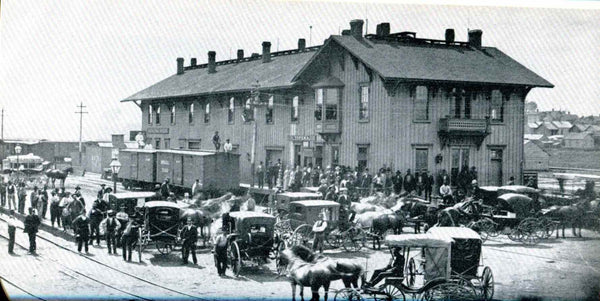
left=80, top=135, right=137, bottom=174
left=569, top=123, right=590, bottom=133
left=0, top=140, right=78, bottom=166
left=563, top=132, right=595, bottom=149
left=524, top=140, right=550, bottom=171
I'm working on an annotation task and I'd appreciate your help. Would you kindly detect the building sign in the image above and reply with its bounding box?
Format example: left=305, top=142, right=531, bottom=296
left=147, top=128, right=169, bottom=135
left=289, top=135, right=316, bottom=141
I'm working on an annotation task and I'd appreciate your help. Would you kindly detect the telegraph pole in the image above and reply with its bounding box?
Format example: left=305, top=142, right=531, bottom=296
left=75, top=102, right=88, bottom=165
left=1, top=108, right=4, bottom=141
left=249, top=81, right=261, bottom=188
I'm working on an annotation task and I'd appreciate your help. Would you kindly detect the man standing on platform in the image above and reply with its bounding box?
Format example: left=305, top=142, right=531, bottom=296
left=6, top=181, right=16, bottom=211
left=24, top=208, right=40, bottom=254
left=223, top=139, right=233, bottom=153
left=6, top=210, right=17, bottom=254
left=180, top=217, right=198, bottom=265
left=212, top=131, right=221, bottom=152
left=72, top=209, right=91, bottom=253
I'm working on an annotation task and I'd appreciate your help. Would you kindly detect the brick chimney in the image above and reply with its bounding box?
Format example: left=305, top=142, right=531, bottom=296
left=176, top=57, right=184, bottom=75
left=445, top=29, right=455, bottom=44
left=341, top=29, right=351, bottom=36
left=376, top=23, right=390, bottom=36
left=190, top=58, right=197, bottom=67
left=350, top=19, right=364, bottom=38
left=111, top=134, right=126, bottom=149
left=468, top=29, right=482, bottom=49
left=208, top=51, right=216, bottom=73
left=298, top=39, right=306, bottom=51
left=262, top=41, right=271, bottom=63
left=237, top=49, right=244, bottom=61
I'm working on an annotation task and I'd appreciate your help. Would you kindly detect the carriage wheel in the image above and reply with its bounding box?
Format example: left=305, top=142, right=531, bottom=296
left=422, top=281, right=478, bottom=301
left=477, top=218, right=497, bottom=241
left=156, top=242, right=173, bottom=254
left=538, top=217, right=555, bottom=239
left=342, top=235, right=361, bottom=252
left=405, top=258, right=416, bottom=287
left=383, top=284, right=406, bottom=301
left=228, top=241, right=242, bottom=277
left=290, top=224, right=313, bottom=248
left=507, top=228, right=523, bottom=242
left=480, top=266, right=495, bottom=301
left=518, top=218, right=541, bottom=245
left=333, top=288, right=363, bottom=301
left=326, top=230, right=343, bottom=249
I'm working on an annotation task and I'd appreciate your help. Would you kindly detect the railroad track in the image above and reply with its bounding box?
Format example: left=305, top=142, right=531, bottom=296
left=0, top=274, right=47, bottom=301
left=0, top=215, right=206, bottom=301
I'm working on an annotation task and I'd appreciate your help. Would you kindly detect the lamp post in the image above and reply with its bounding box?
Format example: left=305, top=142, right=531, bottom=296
left=109, top=158, right=121, bottom=193
left=14, top=144, right=22, bottom=180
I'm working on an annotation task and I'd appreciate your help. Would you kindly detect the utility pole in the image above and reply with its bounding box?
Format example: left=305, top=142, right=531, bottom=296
left=1, top=108, right=4, bottom=141
left=249, top=81, right=262, bottom=188
left=75, top=102, right=88, bottom=166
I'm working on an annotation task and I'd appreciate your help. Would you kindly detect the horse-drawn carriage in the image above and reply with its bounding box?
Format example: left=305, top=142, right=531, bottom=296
left=286, top=200, right=345, bottom=247
left=221, top=211, right=279, bottom=277
left=334, top=227, right=494, bottom=301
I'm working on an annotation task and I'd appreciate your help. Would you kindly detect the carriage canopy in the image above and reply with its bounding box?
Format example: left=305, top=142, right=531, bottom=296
left=497, top=193, right=536, bottom=218
left=144, top=201, right=184, bottom=242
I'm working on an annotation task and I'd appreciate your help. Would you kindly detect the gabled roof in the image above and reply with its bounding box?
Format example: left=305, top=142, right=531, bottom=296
left=524, top=134, right=546, bottom=141
left=572, top=124, right=590, bottom=132
left=552, top=121, right=572, bottom=129
left=542, top=122, right=558, bottom=130
left=527, top=122, right=542, bottom=129
left=295, top=35, right=553, bottom=87
left=122, top=48, right=320, bottom=102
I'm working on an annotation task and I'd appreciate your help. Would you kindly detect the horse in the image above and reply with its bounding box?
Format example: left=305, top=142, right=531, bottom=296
left=436, top=198, right=483, bottom=227
left=45, top=167, right=73, bottom=188
left=542, top=199, right=590, bottom=238
left=277, top=245, right=364, bottom=301
left=398, top=197, right=438, bottom=233
left=371, top=212, right=404, bottom=249
left=179, top=208, right=213, bottom=247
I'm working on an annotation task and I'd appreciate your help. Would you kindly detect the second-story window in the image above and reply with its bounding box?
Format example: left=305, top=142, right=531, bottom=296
left=291, top=96, right=299, bottom=122
left=148, top=104, right=153, bottom=124
left=188, top=103, right=194, bottom=124
left=413, top=86, right=429, bottom=121
left=204, top=103, right=210, bottom=123
left=266, top=96, right=274, bottom=124
left=490, top=90, right=504, bottom=122
left=359, top=86, right=369, bottom=121
left=325, top=88, right=338, bottom=120
left=315, top=89, right=323, bottom=121
left=170, top=105, right=176, bottom=125
left=228, top=97, right=235, bottom=124
left=155, top=105, right=161, bottom=124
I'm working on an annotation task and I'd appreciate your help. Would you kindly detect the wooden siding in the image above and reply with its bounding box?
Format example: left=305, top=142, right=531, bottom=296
left=141, top=48, right=530, bottom=187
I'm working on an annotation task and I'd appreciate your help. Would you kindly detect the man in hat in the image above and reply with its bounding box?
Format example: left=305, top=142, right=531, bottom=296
left=23, top=207, right=41, bottom=254
left=116, top=205, right=129, bottom=240
left=363, top=247, right=405, bottom=289
left=212, top=131, right=221, bottom=152
left=6, top=181, right=17, bottom=211
left=120, top=218, right=138, bottom=262
left=213, top=228, right=228, bottom=276
left=312, top=211, right=328, bottom=253
left=191, top=179, right=201, bottom=198
left=100, top=210, right=121, bottom=254
left=98, top=184, right=106, bottom=199
left=160, top=178, right=171, bottom=199
left=72, top=209, right=91, bottom=253
left=88, top=199, right=104, bottom=245
left=102, top=187, right=112, bottom=203
left=17, top=182, right=27, bottom=214
left=6, top=210, right=17, bottom=254
left=180, top=217, right=198, bottom=265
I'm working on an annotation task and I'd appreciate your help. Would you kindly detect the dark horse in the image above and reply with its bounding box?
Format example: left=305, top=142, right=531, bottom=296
left=399, top=197, right=439, bottom=233
left=45, top=167, right=73, bottom=188
left=277, top=245, right=364, bottom=301
left=371, top=212, right=404, bottom=250
left=543, top=199, right=590, bottom=238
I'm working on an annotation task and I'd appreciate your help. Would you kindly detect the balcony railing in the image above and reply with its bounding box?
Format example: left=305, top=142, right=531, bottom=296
left=438, top=117, right=490, bottom=149
left=315, top=119, right=341, bottom=134
left=439, top=117, right=489, bottom=135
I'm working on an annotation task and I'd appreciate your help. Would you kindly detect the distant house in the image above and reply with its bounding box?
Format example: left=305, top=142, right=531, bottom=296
left=535, top=122, right=559, bottom=136
left=563, top=132, right=595, bottom=149
left=552, top=121, right=572, bottom=135
left=524, top=140, right=550, bottom=171
left=524, top=134, right=547, bottom=142
left=81, top=135, right=138, bottom=174
left=526, top=122, right=542, bottom=134
left=569, top=123, right=590, bottom=133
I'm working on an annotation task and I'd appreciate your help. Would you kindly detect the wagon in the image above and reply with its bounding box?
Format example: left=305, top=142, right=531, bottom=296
left=223, top=211, right=278, bottom=277
left=274, top=192, right=323, bottom=213
left=334, top=227, right=494, bottom=301
left=136, top=201, right=186, bottom=260
left=287, top=200, right=340, bottom=247
left=108, top=191, right=157, bottom=217
left=485, top=193, right=552, bottom=244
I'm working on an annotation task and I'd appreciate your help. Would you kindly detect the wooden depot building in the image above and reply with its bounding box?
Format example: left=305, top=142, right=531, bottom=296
left=122, top=20, right=553, bottom=187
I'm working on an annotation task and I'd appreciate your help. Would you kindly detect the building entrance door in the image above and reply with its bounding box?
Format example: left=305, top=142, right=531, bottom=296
left=266, top=149, right=283, bottom=168
left=490, top=149, right=503, bottom=186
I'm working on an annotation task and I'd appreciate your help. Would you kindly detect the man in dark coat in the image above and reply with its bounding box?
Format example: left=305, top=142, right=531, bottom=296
left=101, top=210, right=121, bottom=254
left=393, top=171, right=403, bottom=195
left=180, top=217, right=198, bottom=265
left=72, top=209, right=91, bottom=253
left=88, top=200, right=104, bottom=245
left=120, top=220, right=138, bottom=262
left=404, top=169, right=415, bottom=194
left=23, top=207, right=41, bottom=254
left=361, top=168, right=372, bottom=197
left=423, top=171, right=434, bottom=202
left=97, top=184, right=106, bottom=200
left=160, top=178, right=171, bottom=199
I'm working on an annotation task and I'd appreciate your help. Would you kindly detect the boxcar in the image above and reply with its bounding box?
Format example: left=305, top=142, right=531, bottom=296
left=119, top=149, right=240, bottom=192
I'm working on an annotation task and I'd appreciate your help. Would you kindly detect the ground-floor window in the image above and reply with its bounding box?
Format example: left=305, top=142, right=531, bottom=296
left=178, top=139, right=187, bottom=149
left=188, top=139, right=201, bottom=150
left=164, top=138, right=170, bottom=149
left=357, top=145, right=369, bottom=171
left=490, top=148, right=503, bottom=186
left=155, top=138, right=161, bottom=149
left=415, top=148, right=429, bottom=173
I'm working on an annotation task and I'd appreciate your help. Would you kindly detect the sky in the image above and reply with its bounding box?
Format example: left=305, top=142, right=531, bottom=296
left=0, top=0, right=598, bottom=141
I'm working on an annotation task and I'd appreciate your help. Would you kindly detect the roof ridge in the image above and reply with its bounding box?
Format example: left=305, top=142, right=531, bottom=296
left=184, top=45, right=321, bottom=71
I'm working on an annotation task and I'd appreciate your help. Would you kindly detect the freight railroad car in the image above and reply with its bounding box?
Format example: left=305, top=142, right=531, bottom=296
left=119, top=149, right=240, bottom=193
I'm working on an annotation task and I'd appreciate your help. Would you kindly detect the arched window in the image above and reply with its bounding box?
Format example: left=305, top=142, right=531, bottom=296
left=315, top=89, right=323, bottom=121
left=155, top=105, right=161, bottom=124
left=204, top=103, right=210, bottom=123
left=291, top=96, right=299, bottom=122
left=170, top=105, right=176, bottom=125
left=148, top=104, right=153, bottom=124
left=413, top=86, right=429, bottom=121
left=188, top=103, right=194, bottom=124
left=228, top=97, right=235, bottom=124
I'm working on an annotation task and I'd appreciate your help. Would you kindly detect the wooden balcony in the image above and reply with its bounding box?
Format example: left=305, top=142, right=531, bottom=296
left=316, top=120, right=341, bottom=143
left=438, top=117, right=490, bottom=149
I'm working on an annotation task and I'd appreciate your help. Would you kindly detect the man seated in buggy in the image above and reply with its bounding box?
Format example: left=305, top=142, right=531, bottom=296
left=363, top=247, right=405, bottom=290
